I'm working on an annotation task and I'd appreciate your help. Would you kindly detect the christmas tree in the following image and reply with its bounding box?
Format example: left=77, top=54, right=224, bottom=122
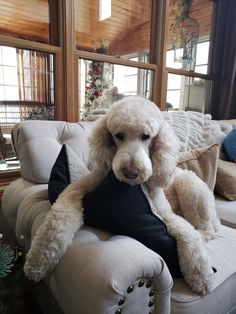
left=0, top=243, right=15, bottom=278
left=84, top=40, right=113, bottom=116
left=0, top=233, right=26, bottom=310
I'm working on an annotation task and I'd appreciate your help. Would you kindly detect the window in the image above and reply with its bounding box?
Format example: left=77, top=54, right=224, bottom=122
left=166, top=41, right=210, bottom=111
left=0, top=45, right=55, bottom=169
left=167, top=74, right=211, bottom=112
left=78, top=57, right=154, bottom=119
left=195, top=41, right=209, bottom=75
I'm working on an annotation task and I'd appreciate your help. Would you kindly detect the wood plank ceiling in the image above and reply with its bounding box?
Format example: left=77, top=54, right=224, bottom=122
left=0, top=0, right=49, bottom=43
left=0, top=0, right=212, bottom=56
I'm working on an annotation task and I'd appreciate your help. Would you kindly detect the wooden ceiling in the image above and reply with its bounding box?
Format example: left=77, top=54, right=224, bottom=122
left=0, top=0, right=212, bottom=56
left=74, top=0, right=152, bottom=55
left=0, top=0, right=49, bottom=43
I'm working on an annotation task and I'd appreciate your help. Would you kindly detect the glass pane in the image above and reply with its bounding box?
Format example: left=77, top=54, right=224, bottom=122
left=75, top=0, right=152, bottom=62
left=166, top=90, right=181, bottom=110
left=196, top=41, right=210, bottom=66
left=167, top=73, right=211, bottom=112
left=195, top=65, right=207, bottom=75
left=166, top=1, right=213, bottom=72
left=2, top=47, right=17, bottom=66
left=3, top=66, right=18, bottom=86
left=79, top=59, right=153, bottom=119
left=0, top=0, right=49, bottom=44
left=167, top=73, right=181, bottom=90
left=0, top=45, right=55, bottom=170
left=4, top=86, right=19, bottom=100
left=0, top=66, right=3, bottom=84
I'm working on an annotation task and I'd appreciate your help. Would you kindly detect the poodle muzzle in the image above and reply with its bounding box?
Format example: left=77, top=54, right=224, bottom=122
left=112, top=143, right=153, bottom=185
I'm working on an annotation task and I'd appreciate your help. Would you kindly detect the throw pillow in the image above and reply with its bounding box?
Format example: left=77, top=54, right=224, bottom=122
left=82, top=170, right=182, bottom=278
left=48, top=144, right=89, bottom=204
left=222, top=128, right=236, bottom=162
left=215, top=159, right=236, bottom=201
left=177, top=144, right=219, bottom=191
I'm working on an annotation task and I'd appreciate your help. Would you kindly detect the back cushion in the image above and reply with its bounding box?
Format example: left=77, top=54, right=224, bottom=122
left=16, top=120, right=94, bottom=184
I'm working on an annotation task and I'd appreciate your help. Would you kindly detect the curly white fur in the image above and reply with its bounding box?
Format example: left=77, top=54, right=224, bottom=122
left=24, top=96, right=220, bottom=295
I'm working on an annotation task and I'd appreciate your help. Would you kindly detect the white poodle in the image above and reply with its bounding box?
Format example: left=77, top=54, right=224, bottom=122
left=24, top=96, right=220, bottom=295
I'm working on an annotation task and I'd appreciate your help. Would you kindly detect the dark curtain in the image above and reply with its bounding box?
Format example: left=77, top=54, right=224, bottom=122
left=208, top=0, right=236, bottom=119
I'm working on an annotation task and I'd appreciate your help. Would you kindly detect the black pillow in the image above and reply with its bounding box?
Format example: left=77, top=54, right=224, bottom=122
left=83, top=170, right=182, bottom=278
left=48, top=144, right=89, bottom=204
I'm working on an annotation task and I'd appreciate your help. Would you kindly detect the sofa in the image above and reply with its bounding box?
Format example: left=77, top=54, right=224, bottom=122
left=2, top=110, right=236, bottom=314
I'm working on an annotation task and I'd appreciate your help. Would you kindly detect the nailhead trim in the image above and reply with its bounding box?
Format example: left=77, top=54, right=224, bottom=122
left=138, top=279, right=145, bottom=287
left=118, top=297, right=125, bottom=305
left=127, top=285, right=134, bottom=293
left=149, top=310, right=154, bottom=314
left=149, top=289, right=155, bottom=297
left=146, top=281, right=152, bottom=288
left=149, top=299, right=154, bottom=307
left=115, top=309, right=122, bottom=314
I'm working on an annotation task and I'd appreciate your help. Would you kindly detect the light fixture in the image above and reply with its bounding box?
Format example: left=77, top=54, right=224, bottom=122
left=99, top=0, right=111, bottom=21
left=171, top=0, right=199, bottom=67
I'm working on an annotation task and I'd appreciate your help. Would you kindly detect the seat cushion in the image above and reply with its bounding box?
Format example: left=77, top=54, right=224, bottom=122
left=215, top=195, right=236, bottom=228
left=171, top=225, right=236, bottom=313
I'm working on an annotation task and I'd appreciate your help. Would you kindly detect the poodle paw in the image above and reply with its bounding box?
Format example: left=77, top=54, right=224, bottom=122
left=24, top=260, right=47, bottom=282
left=199, top=230, right=215, bottom=242
left=185, top=272, right=214, bottom=295
left=24, top=249, right=54, bottom=282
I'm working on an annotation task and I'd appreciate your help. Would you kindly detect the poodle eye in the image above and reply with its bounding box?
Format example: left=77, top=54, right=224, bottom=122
left=141, top=133, right=150, bottom=141
left=115, top=132, right=125, bottom=141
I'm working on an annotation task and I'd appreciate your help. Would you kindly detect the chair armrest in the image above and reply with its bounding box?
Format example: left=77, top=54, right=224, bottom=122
left=49, top=230, right=173, bottom=314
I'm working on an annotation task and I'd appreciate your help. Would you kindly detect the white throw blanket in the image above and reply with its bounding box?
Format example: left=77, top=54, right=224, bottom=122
left=162, top=111, right=212, bottom=152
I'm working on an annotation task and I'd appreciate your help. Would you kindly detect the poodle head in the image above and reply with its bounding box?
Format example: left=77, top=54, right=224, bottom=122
left=89, top=96, right=179, bottom=188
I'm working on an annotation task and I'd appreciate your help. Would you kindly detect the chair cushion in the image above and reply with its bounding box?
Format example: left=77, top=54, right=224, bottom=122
left=171, top=225, right=236, bottom=314
left=215, top=195, right=236, bottom=228
left=15, top=120, right=93, bottom=184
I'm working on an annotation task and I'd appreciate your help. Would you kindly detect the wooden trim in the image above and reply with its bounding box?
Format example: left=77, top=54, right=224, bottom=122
left=49, top=0, right=60, bottom=46
left=74, top=55, right=79, bottom=121
left=0, top=34, right=60, bottom=53
left=76, top=50, right=157, bottom=70
left=55, top=50, right=64, bottom=120
left=166, top=67, right=212, bottom=80
left=60, top=0, right=77, bottom=122
left=150, top=0, right=169, bottom=109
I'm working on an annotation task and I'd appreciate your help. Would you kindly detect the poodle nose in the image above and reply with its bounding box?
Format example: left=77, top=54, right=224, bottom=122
left=123, top=167, right=139, bottom=179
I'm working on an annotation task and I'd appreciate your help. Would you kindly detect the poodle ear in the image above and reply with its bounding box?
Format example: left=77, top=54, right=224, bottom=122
left=89, top=116, right=116, bottom=171
left=148, top=120, right=179, bottom=188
